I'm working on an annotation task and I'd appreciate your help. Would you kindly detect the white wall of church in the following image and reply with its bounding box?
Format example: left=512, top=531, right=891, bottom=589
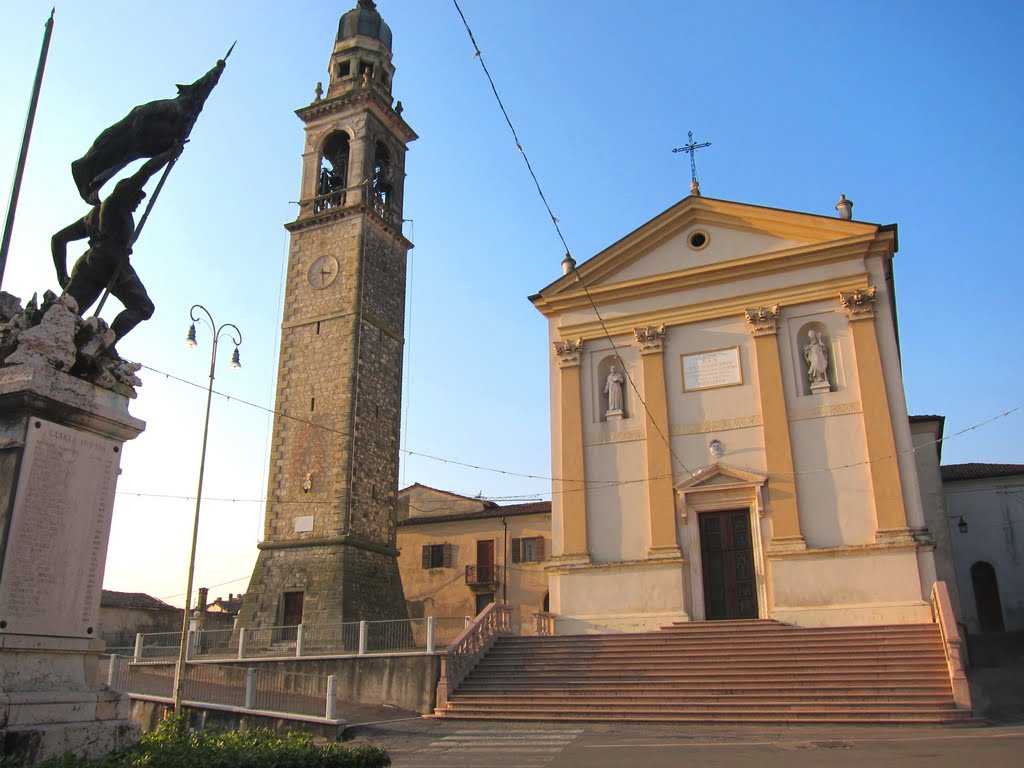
left=771, top=549, right=933, bottom=626
left=789, top=413, right=875, bottom=547
left=584, top=444, right=650, bottom=562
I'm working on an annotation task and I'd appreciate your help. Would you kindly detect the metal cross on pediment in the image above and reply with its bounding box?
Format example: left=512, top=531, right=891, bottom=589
left=672, top=131, right=712, bottom=183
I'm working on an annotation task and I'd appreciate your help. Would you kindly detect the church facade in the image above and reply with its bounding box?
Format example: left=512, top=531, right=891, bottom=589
left=531, top=195, right=938, bottom=633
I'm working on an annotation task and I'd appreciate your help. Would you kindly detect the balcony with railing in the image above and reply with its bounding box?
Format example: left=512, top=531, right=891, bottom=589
left=465, top=564, right=501, bottom=588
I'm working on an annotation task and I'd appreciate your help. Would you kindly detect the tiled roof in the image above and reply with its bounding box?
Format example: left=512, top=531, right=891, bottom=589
left=399, top=500, right=551, bottom=526
left=100, top=590, right=176, bottom=612
left=941, top=463, right=1024, bottom=482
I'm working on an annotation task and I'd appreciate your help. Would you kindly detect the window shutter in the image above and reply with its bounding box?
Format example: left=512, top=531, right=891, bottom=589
left=421, top=545, right=430, bottom=569
left=511, top=538, right=522, bottom=563
left=535, top=537, right=546, bottom=562
left=442, top=542, right=453, bottom=568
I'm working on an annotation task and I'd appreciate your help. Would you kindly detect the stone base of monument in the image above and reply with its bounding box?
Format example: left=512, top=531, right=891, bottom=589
left=810, top=380, right=831, bottom=395
left=0, top=364, right=145, bottom=762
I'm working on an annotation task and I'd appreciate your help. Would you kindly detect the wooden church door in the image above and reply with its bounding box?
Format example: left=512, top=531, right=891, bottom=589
left=700, top=510, right=757, bottom=620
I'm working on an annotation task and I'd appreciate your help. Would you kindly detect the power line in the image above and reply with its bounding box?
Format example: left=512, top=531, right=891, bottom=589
left=118, top=360, right=1023, bottom=502
left=450, top=0, right=695, bottom=481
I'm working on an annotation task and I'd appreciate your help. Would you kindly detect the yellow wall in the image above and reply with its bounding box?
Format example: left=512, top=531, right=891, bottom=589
left=397, top=513, right=551, bottom=635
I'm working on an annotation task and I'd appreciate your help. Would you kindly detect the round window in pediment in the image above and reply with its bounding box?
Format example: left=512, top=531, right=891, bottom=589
left=688, top=230, right=710, bottom=250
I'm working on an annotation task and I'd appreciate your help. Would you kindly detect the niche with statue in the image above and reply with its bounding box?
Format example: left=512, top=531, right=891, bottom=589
left=795, top=320, right=838, bottom=396
left=597, top=355, right=628, bottom=421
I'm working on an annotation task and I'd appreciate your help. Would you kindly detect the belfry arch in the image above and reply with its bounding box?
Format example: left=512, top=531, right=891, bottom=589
left=315, top=130, right=351, bottom=210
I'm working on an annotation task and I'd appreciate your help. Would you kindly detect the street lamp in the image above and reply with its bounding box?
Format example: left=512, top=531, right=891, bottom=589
left=172, top=304, right=242, bottom=714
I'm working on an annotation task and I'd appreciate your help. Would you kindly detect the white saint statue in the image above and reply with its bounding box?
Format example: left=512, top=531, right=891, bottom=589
left=803, top=330, right=829, bottom=387
left=605, top=365, right=625, bottom=416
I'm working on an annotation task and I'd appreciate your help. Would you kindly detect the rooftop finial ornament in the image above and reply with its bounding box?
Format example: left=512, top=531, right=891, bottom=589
left=672, top=130, right=712, bottom=197
left=836, top=194, right=853, bottom=220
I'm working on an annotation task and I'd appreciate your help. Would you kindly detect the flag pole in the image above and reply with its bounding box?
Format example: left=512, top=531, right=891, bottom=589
left=0, top=8, right=56, bottom=289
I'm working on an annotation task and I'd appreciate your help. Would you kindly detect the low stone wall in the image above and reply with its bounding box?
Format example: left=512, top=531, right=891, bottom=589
left=130, top=700, right=346, bottom=740
left=248, top=655, right=440, bottom=714
left=124, top=653, right=440, bottom=722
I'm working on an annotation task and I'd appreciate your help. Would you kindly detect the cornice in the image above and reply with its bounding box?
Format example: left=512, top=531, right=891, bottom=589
left=258, top=534, right=399, bottom=558
left=284, top=202, right=414, bottom=251
left=533, top=234, right=879, bottom=317
left=295, top=90, right=418, bottom=144
left=554, top=274, right=871, bottom=341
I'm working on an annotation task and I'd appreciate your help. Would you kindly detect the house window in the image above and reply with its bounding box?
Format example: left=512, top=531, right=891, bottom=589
left=511, top=536, right=546, bottom=563
left=421, top=542, right=453, bottom=569
left=337, top=60, right=351, bottom=78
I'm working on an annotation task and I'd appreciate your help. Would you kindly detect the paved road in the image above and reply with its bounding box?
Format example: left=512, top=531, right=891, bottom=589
left=345, top=719, right=1024, bottom=768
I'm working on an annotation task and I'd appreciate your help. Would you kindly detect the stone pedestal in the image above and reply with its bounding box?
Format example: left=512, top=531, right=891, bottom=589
left=0, top=364, right=145, bottom=763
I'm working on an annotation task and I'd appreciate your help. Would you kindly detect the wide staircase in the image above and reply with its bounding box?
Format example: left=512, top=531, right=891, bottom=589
left=435, top=620, right=973, bottom=724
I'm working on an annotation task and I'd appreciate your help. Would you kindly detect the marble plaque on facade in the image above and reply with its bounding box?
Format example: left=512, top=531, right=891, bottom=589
left=0, top=418, right=122, bottom=637
left=682, top=346, right=743, bottom=391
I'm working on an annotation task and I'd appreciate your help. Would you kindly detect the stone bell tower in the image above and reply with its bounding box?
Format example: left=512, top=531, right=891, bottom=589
left=239, top=0, right=416, bottom=628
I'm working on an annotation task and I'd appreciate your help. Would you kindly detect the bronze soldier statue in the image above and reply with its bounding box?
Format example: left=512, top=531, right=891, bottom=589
left=52, top=144, right=182, bottom=349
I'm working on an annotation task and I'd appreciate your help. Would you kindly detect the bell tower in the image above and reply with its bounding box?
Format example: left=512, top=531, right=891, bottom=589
left=239, top=0, right=416, bottom=628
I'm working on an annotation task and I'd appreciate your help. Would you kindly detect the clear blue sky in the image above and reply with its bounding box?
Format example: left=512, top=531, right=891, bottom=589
left=1, top=1, right=1021, bottom=609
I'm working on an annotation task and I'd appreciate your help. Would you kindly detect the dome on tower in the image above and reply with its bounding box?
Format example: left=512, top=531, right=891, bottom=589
left=338, top=0, right=393, bottom=50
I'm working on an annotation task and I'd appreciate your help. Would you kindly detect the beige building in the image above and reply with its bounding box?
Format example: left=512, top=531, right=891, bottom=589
left=397, top=485, right=551, bottom=635
left=531, top=194, right=939, bottom=634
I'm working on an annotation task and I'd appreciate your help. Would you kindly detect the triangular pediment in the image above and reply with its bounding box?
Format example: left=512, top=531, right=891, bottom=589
left=532, top=196, right=892, bottom=316
left=674, top=462, right=767, bottom=492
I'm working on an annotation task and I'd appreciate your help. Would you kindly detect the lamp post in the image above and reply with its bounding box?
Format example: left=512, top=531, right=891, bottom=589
left=172, top=304, right=242, bottom=714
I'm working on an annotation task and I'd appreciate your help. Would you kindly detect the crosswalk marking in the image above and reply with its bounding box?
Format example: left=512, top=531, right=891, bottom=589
left=392, top=728, right=583, bottom=768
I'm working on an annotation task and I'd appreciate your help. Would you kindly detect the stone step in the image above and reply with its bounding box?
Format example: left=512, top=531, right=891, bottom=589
left=458, top=675, right=950, bottom=690
left=448, top=694, right=958, bottom=707
left=433, top=708, right=974, bottom=724
left=473, top=656, right=948, bottom=672
left=501, top=628, right=941, bottom=647
left=482, top=645, right=947, bottom=661
left=456, top=680, right=953, bottom=693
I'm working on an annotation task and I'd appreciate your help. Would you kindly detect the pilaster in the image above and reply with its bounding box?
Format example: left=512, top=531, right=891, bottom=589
left=839, top=287, right=911, bottom=541
left=744, top=305, right=805, bottom=552
left=553, top=339, right=589, bottom=561
left=634, top=325, right=679, bottom=558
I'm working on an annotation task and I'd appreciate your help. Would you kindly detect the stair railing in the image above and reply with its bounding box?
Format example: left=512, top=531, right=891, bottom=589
left=435, top=602, right=512, bottom=709
left=931, top=580, right=972, bottom=711
left=532, top=611, right=556, bottom=636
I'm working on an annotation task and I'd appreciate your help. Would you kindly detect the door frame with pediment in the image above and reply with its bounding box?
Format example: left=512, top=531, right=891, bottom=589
left=675, top=463, right=770, bottom=622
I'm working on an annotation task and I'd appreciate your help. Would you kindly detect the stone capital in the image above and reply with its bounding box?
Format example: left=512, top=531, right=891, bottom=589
left=744, top=305, right=780, bottom=337
left=839, top=286, right=877, bottom=320
left=633, top=324, right=666, bottom=355
left=553, top=338, right=583, bottom=368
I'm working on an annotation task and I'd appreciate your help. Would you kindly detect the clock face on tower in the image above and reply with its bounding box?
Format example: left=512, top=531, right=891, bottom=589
left=307, top=255, right=340, bottom=289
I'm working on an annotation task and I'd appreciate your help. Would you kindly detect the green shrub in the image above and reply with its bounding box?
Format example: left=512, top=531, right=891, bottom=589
left=21, top=716, right=390, bottom=768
